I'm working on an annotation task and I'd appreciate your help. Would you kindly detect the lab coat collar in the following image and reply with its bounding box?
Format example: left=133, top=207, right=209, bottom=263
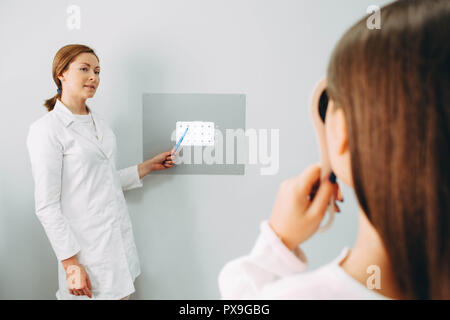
left=87, top=110, right=105, bottom=143
left=53, top=99, right=75, bottom=127
left=53, top=99, right=109, bottom=159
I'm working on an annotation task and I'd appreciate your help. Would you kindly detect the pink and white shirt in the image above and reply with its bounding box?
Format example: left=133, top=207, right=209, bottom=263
left=218, top=220, right=390, bottom=300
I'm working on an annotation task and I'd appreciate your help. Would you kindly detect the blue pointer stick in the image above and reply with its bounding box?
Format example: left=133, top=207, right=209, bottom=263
left=172, top=127, right=189, bottom=154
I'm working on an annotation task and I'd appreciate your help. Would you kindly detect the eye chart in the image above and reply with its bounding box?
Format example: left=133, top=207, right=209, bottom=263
left=143, top=93, right=245, bottom=175
left=176, top=121, right=215, bottom=146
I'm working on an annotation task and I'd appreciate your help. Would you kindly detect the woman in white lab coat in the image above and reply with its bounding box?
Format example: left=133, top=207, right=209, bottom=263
left=219, top=0, right=449, bottom=300
left=27, top=44, right=175, bottom=300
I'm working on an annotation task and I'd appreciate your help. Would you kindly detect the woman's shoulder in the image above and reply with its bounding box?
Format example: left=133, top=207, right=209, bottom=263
left=28, top=109, right=67, bottom=142
left=29, top=110, right=58, bottom=132
left=260, top=248, right=391, bottom=300
left=259, top=261, right=343, bottom=299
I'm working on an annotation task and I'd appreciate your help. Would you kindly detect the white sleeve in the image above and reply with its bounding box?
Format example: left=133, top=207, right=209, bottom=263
left=26, top=122, right=81, bottom=262
left=218, top=220, right=308, bottom=299
left=118, top=165, right=143, bottom=191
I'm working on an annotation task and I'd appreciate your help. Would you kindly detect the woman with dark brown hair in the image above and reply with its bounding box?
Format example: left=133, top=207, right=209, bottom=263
left=219, top=0, right=449, bottom=300
left=27, top=44, right=176, bottom=299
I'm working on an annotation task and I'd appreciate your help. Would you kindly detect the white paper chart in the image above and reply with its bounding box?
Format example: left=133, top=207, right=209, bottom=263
left=176, top=121, right=215, bottom=146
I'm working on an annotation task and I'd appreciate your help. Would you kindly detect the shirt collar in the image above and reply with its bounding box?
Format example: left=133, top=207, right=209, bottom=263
left=53, top=99, right=94, bottom=127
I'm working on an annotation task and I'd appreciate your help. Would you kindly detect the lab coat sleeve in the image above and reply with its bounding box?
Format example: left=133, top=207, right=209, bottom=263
left=118, top=165, right=143, bottom=191
left=26, top=122, right=81, bottom=262
left=218, top=220, right=308, bottom=299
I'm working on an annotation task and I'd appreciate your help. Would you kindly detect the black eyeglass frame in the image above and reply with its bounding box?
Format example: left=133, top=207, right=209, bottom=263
left=318, top=89, right=329, bottom=123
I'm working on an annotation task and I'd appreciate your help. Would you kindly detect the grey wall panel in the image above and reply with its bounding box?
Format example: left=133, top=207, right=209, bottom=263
left=143, top=93, right=246, bottom=175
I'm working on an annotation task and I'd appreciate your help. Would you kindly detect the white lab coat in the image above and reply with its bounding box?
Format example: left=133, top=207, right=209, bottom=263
left=27, top=99, right=143, bottom=300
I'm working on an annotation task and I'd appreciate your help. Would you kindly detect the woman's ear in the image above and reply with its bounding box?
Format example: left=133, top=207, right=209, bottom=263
left=328, top=100, right=348, bottom=155
left=57, top=69, right=67, bottom=83
left=326, top=100, right=353, bottom=186
left=309, top=78, right=333, bottom=179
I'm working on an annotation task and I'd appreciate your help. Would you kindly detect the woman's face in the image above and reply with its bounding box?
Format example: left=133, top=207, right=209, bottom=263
left=58, top=52, right=100, bottom=101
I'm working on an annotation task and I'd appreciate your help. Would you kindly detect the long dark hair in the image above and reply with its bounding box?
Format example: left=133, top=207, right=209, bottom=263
left=44, top=44, right=99, bottom=111
left=327, top=0, right=449, bottom=299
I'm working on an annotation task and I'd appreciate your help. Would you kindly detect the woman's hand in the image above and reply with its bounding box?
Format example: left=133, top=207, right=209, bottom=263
left=62, top=256, right=92, bottom=298
left=268, top=164, right=343, bottom=251
left=138, top=149, right=176, bottom=178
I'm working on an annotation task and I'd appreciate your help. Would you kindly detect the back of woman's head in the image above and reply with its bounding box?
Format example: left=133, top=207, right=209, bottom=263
left=44, top=44, right=99, bottom=112
left=327, top=0, right=449, bottom=299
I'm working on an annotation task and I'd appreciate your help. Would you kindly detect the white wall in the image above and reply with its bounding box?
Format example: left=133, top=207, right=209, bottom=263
left=0, top=0, right=391, bottom=299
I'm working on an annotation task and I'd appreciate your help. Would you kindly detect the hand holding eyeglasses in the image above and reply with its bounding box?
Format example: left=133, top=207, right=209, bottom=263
left=268, top=164, right=343, bottom=251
